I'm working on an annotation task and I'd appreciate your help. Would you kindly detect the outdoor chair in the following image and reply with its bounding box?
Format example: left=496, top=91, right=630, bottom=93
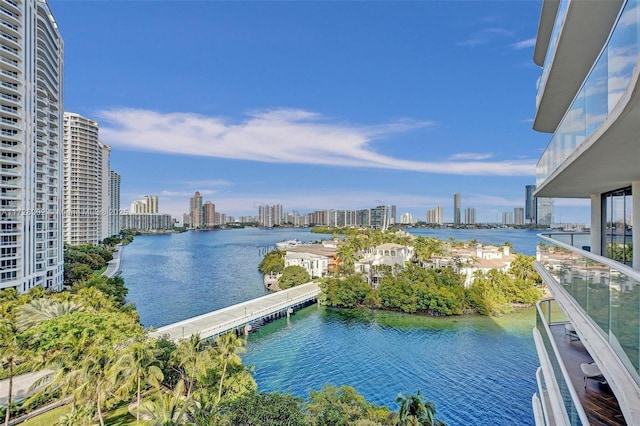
left=581, top=362, right=606, bottom=388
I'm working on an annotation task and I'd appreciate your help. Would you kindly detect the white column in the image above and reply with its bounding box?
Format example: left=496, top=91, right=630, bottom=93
left=590, top=194, right=602, bottom=255
left=632, top=181, right=640, bottom=269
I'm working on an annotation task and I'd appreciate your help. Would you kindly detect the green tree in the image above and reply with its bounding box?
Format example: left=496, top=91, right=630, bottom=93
left=140, top=379, right=192, bottom=426
left=174, top=334, right=212, bottom=398
left=214, top=332, right=246, bottom=405
left=320, top=275, right=373, bottom=308
left=220, top=391, right=308, bottom=426
left=307, top=384, right=391, bottom=426
left=396, top=391, right=445, bottom=426
left=258, top=250, right=285, bottom=275
left=278, top=265, right=311, bottom=289
left=111, top=336, right=164, bottom=423
left=0, top=318, right=22, bottom=426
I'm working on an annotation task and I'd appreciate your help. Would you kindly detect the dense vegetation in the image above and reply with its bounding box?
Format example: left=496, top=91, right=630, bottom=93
left=326, top=230, right=542, bottom=316
left=258, top=249, right=285, bottom=275
left=279, top=265, right=311, bottom=289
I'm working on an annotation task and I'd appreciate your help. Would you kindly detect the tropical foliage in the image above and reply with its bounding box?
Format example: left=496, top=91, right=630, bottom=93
left=258, top=249, right=285, bottom=275
left=278, top=265, right=311, bottom=289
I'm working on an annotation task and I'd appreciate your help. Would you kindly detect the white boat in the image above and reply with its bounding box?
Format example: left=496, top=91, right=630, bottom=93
left=275, top=239, right=302, bottom=250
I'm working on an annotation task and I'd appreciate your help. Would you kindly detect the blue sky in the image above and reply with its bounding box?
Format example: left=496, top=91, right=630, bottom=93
left=49, top=0, right=589, bottom=224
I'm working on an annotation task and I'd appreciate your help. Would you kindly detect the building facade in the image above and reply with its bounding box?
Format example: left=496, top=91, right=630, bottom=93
left=203, top=201, right=215, bottom=227
left=453, top=193, right=461, bottom=225
left=426, top=206, right=443, bottom=225
left=109, top=170, right=121, bottom=237
left=531, top=1, right=640, bottom=424
left=514, top=207, right=524, bottom=226
left=0, top=0, right=64, bottom=292
left=464, top=207, right=475, bottom=225
left=189, top=191, right=203, bottom=229
left=525, top=184, right=537, bottom=224
left=63, top=112, right=109, bottom=245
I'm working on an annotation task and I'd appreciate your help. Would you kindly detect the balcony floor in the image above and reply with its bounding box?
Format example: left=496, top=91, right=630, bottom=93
left=550, top=323, right=626, bottom=425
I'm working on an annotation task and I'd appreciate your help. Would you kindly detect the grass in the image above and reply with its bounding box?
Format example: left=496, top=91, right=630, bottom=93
left=19, top=402, right=141, bottom=426
left=20, top=405, right=71, bottom=426
left=93, top=266, right=108, bottom=276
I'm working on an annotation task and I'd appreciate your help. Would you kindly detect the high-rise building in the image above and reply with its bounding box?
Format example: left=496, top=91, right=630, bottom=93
left=100, top=144, right=110, bottom=240
left=525, top=184, right=537, bottom=224
left=130, top=195, right=158, bottom=214
left=502, top=211, right=513, bottom=225
left=530, top=2, right=640, bottom=424
left=453, top=193, right=461, bottom=225
left=0, top=0, right=64, bottom=292
left=536, top=197, right=554, bottom=226
left=203, top=201, right=216, bottom=227
left=189, top=191, right=203, bottom=228
left=514, top=207, right=524, bottom=226
left=464, top=207, right=475, bottom=225
left=399, top=212, right=413, bottom=225
left=426, top=206, right=443, bottom=225
left=109, top=170, right=121, bottom=237
left=63, top=112, right=108, bottom=245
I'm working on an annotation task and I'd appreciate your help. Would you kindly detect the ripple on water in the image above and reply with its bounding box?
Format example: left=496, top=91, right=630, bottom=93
left=243, top=306, right=538, bottom=426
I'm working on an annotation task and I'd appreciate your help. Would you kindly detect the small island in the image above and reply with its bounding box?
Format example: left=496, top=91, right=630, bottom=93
left=259, top=228, right=542, bottom=316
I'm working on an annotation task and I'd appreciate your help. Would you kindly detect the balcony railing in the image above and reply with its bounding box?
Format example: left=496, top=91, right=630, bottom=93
left=537, top=233, right=640, bottom=387
left=536, top=0, right=569, bottom=109
left=536, top=0, right=639, bottom=184
left=535, top=298, right=589, bottom=425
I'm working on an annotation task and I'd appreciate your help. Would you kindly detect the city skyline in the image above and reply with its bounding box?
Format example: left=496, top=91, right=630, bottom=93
left=49, top=1, right=590, bottom=224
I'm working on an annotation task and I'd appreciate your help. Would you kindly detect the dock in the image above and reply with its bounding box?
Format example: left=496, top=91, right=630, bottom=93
left=150, top=282, right=321, bottom=342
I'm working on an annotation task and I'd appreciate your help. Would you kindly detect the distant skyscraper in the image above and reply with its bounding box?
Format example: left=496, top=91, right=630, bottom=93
left=537, top=198, right=555, bottom=226
left=109, top=170, right=121, bottom=237
left=390, top=205, right=397, bottom=225
left=189, top=191, right=203, bottom=228
left=525, top=185, right=537, bottom=224
left=464, top=207, right=476, bottom=225
left=0, top=0, right=64, bottom=292
left=453, top=193, right=461, bottom=225
left=400, top=212, right=414, bottom=225
left=503, top=211, right=514, bottom=225
left=203, top=201, right=216, bottom=227
left=514, top=207, right=524, bottom=226
left=130, top=195, right=158, bottom=214
left=63, top=112, right=108, bottom=245
left=426, top=206, right=443, bottom=225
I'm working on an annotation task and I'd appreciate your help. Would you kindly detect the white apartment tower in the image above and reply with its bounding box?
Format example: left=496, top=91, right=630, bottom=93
left=0, top=0, right=64, bottom=292
left=63, top=112, right=109, bottom=245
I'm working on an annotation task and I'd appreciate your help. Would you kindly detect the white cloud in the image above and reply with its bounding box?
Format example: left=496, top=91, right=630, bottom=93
left=447, top=152, right=494, bottom=161
left=510, top=37, right=536, bottom=50
left=98, top=108, right=536, bottom=176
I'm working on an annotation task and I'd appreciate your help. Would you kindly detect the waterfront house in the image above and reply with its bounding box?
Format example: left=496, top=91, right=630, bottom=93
left=284, top=244, right=337, bottom=278
left=531, top=1, right=640, bottom=424
left=355, top=243, right=414, bottom=287
left=448, top=244, right=514, bottom=287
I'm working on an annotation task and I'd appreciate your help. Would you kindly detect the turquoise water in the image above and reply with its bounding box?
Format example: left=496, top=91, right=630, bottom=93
left=122, top=227, right=539, bottom=425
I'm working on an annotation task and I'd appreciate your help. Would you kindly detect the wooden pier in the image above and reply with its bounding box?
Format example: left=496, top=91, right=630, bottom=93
left=150, top=282, right=321, bottom=342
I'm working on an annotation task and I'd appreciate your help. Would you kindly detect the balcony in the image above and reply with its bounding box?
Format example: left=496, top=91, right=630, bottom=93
left=534, top=233, right=640, bottom=423
left=535, top=300, right=624, bottom=425
left=535, top=0, right=640, bottom=198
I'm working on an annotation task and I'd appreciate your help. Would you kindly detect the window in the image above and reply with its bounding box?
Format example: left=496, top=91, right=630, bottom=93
left=603, top=187, right=632, bottom=265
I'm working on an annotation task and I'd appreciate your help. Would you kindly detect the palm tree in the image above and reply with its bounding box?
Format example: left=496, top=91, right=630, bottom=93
left=395, top=391, right=446, bottom=426
left=214, top=332, right=245, bottom=405
left=174, top=334, right=211, bottom=398
left=336, top=243, right=357, bottom=274
left=140, top=379, right=192, bottom=426
left=111, top=336, right=164, bottom=423
left=0, top=319, right=22, bottom=426
left=15, top=298, right=83, bottom=331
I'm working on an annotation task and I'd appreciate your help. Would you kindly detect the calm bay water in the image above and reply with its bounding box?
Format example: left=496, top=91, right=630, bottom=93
left=122, top=227, right=541, bottom=425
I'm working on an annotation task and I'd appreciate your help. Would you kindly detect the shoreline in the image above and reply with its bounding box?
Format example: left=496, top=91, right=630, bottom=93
left=102, top=244, right=123, bottom=278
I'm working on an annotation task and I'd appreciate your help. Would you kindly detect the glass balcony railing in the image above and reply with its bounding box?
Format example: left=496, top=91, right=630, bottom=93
left=537, top=233, right=640, bottom=387
left=536, top=0, right=638, bottom=185
left=536, top=0, right=569, bottom=108
left=536, top=299, right=588, bottom=425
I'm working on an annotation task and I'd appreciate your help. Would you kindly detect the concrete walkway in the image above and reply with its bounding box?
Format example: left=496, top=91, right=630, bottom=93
left=102, top=244, right=123, bottom=278
left=0, top=369, right=52, bottom=406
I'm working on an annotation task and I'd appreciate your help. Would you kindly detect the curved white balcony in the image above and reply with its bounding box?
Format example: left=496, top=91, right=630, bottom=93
left=536, top=0, right=640, bottom=197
